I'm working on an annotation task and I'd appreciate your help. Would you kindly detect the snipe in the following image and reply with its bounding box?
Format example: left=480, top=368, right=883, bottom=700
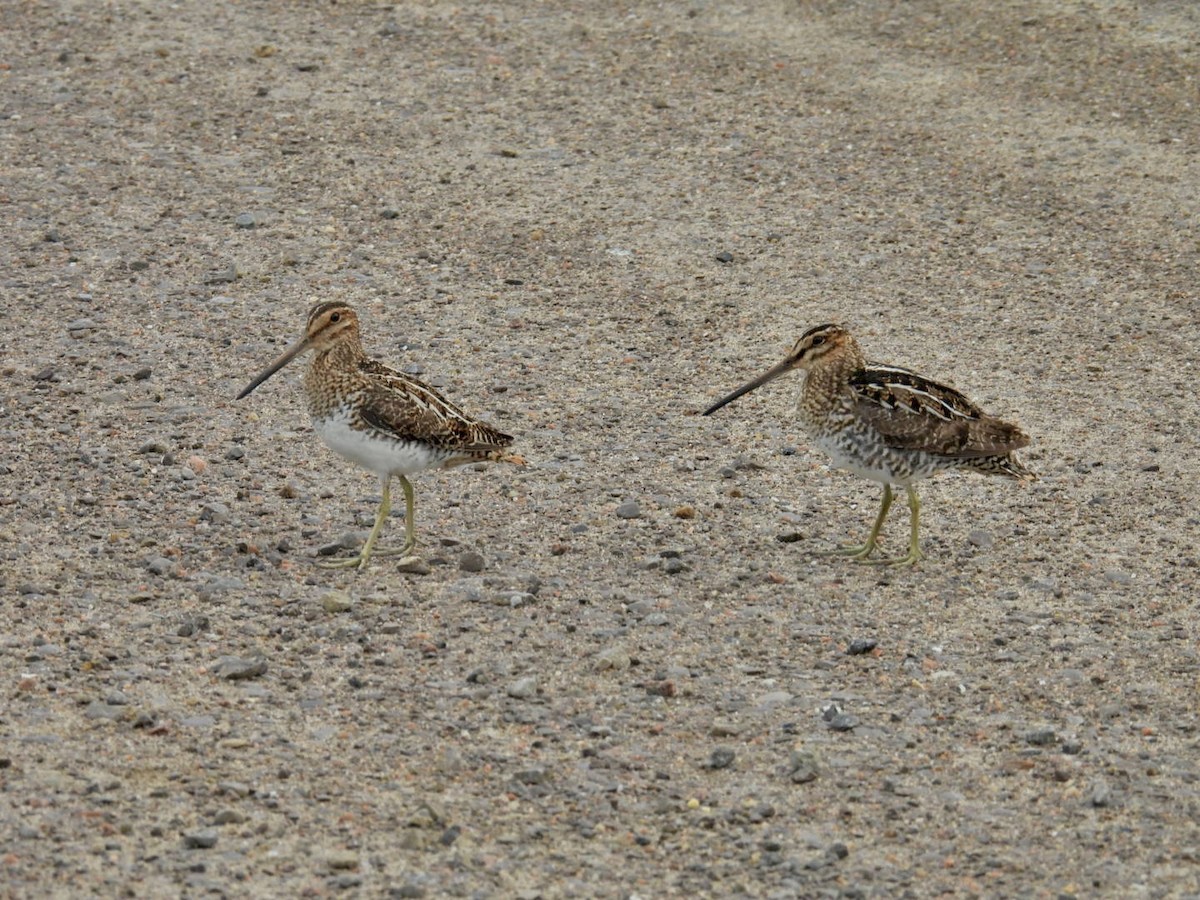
left=238, top=301, right=522, bottom=570
left=703, top=324, right=1033, bottom=565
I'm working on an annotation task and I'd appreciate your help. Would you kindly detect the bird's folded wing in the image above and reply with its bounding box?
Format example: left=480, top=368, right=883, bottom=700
left=851, top=366, right=1029, bottom=457
left=358, top=362, right=513, bottom=452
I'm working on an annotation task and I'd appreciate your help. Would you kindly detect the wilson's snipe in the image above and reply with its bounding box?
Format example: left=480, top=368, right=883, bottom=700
left=703, top=324, right=1033, bottom=566
left=238, top=301, right=522, bottom=570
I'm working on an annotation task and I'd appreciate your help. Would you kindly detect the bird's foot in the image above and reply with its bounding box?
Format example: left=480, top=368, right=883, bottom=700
left=865, top=548, right=923, bottom=567
left=316, top=553, right=373, bottom=571
left=815, top=542, right=878, bottom=562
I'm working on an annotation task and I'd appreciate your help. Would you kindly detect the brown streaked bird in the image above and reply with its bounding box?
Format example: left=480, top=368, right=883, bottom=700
left=703, top=324, right=1033, bottom=566
left=238, top=301, right=522, bottom=570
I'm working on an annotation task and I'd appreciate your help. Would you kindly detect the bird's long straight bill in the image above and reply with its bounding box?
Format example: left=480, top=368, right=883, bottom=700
left=236, top=337, right=310, bottom=399
left=702, top=357, right=796, bottom=416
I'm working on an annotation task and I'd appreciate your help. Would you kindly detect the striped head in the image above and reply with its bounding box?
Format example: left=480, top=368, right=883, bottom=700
left=301, top=301, right=361, bottom=352
left=237, top=301, right=362, bottom=399
left=785, top=324, right=860, bottom=371
left=703, top=323, right=863, bottom=416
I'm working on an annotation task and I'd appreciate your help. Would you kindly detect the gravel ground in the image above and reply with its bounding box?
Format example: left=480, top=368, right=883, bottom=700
left=3, top=1, right=1199, bottom=897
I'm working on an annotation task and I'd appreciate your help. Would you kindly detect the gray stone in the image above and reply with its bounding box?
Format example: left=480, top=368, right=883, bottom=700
left=85, top=700, right=123, bottom=721
left=146, top=556, right=173, bottom=577
left=705, top=747, right=735, bottom=769
left=595, top=647, right=631, bottom=671
left=1025, top=728, right=1057, bottom=746
left=321, top=591, right=354, bottom=613
left=215, top=655, right=268, bottom=681
left=615, top=501, right=641, bottom=519
left=183, top=829, right=218, bottom=849
left=199, top=503, right=230, bottom=525
left=846, top=638, right=877, bottom=655
left=967, top=529, right=995, bottom=549
left=513, top=767, right=549, bottom=785
left=458, top=551, right=486, bottom=572
left=788, top=749, right=820, bottom=784
left=507, top=676, right=538, bottom=699
left=327, top=851, right=359, bottom=871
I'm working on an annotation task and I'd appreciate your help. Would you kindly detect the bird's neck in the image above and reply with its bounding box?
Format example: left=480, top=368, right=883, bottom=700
left=800, top=343, right=866, bottom=425
left=304, top=337, right=365, bottom=416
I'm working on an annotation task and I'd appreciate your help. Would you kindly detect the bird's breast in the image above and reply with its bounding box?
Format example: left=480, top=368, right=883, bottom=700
left=313, top=406, right=448, bottom=477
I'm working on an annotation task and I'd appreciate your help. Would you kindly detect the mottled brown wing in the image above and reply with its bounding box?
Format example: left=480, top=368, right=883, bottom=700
left=851, top=365, right=1029, bottom=458
left=358, top=360, right=513, bottom=452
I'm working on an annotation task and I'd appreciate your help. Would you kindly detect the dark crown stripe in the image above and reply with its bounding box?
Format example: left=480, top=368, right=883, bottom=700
left=307, top=300, right=350, bottom=325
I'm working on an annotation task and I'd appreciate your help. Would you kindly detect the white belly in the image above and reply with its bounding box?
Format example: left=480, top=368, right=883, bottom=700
left=313, top=411, right=444, bottom=477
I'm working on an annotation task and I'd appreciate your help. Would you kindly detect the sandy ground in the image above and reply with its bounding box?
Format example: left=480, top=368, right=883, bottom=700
left=2, top=0, right=1199, bottom=896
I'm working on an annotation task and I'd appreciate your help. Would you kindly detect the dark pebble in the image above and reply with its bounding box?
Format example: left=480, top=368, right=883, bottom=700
left=1025, top=728, right=1057, bottom=746
left=183, top=829, right=218, bottom=849
left=458, top=551, right=485, bottom=573
left=846, top=639, right=878, bottom=655
left=133, top=367, right=152, bottom=380
left=826, top=714, right=860, bottom=732
left=714, top=250, right=734, bottom=263
left=706, top=747, right=736, bottom=770
left=390, top=885, right=427, bottom=899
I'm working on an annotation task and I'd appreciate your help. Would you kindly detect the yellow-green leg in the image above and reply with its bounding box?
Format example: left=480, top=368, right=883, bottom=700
left=869, top=485, right=923, bottom=567
left=371, top=475, right=418, bottom=560
left=817, top=484, right=894, bottom=561
left=319, top=475, right=414, bottom=571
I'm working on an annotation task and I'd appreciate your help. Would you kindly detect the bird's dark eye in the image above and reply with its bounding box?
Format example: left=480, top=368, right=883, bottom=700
left=330, top=312, right=341, bottom=323
left=811, top=335, right=826, bottom=346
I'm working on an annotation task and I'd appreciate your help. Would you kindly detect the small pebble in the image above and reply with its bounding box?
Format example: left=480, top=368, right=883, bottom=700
left=967, top=529, right=994, bottom=549
left=826, top=714, right=860, bottom=731
left=1026, top=728, right=1057, bottom=746
left=507, top=676, right=538, bottom=699
left=846, top=638, right=878, bottom=655
left=327, top=851, right=359, bottom=871
left=1090, top=781, right=1113, bottom=807
left=214, top=656, right=268, bottom=681
left=458, top=551, right=486, bottom=572
left=234, top=213, right=257, bottom=229
left=788, top=749, right=821, bottom=784
left=615, top=501, right=641, bottom=519
left=183, top=829, right=218, bottom=849
left=321, top=591, right=353, bottom=613
left=706, top=747, right=736, bottom=769
left=146, top=556, right=172, bottom=577
left=595, top=647, right=631, bottom=671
